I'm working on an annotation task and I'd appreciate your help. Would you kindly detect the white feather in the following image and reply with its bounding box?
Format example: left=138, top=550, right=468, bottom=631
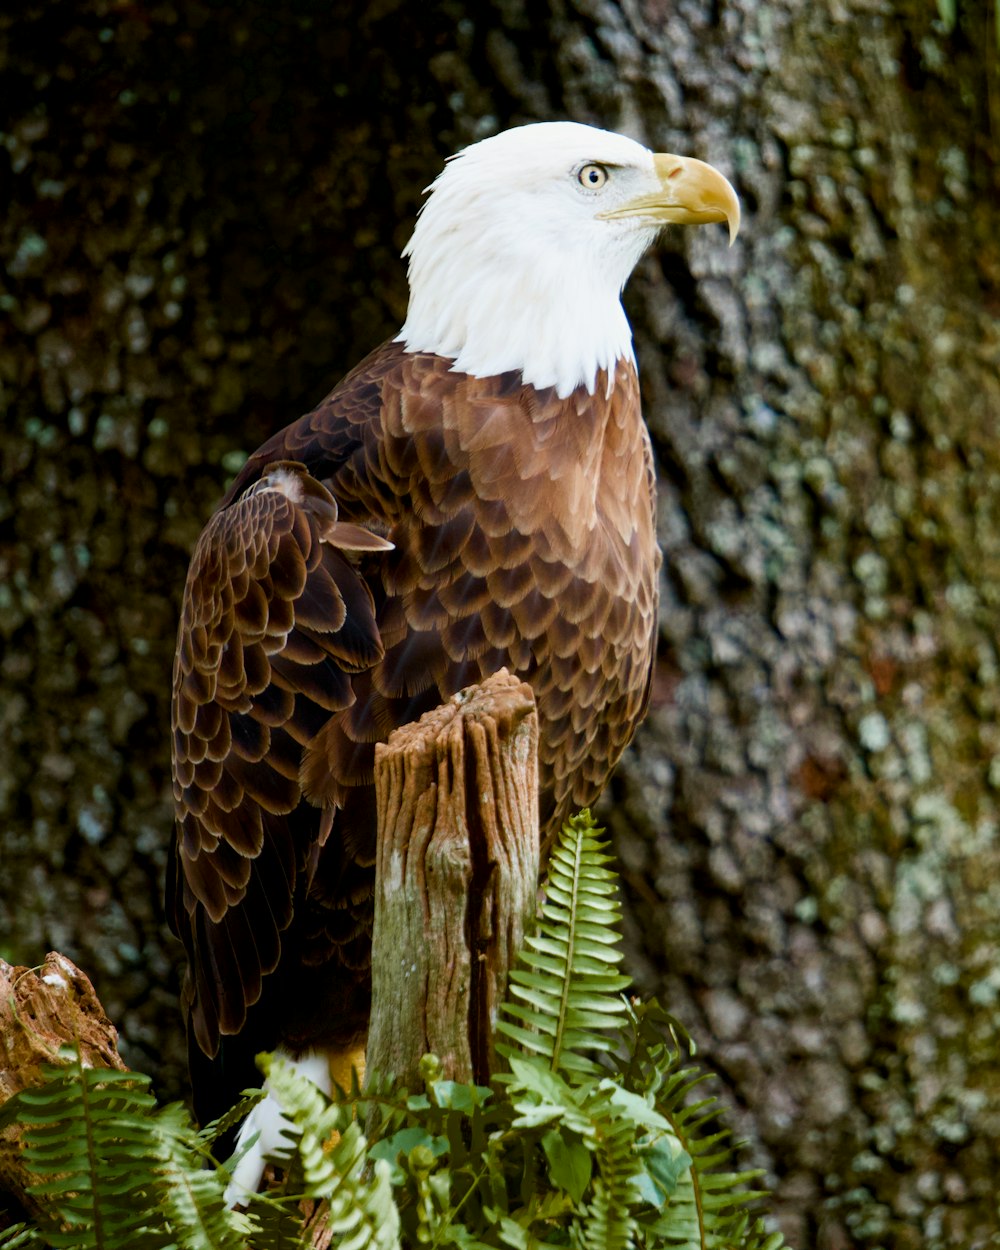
left=397, top=122, right=664, bottom=398
left=224, top=1049, right=331, bottom=1208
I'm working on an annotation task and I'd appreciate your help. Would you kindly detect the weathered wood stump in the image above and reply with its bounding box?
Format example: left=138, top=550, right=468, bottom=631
left=367, top=668, right=540, bottom=1090
left=0, top=952, right=126, bottom=1221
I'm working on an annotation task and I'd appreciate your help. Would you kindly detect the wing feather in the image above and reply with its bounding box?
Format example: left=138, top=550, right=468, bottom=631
left=170, top=340, right=659, bottom=1126
left=171, top=460, right=386, bottom=1060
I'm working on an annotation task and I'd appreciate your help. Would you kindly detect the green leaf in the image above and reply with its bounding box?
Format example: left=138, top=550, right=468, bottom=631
left=601, top=1081, right=671, bottom=1132
left=505, top=1054, right=588, bottom=1128
left=639, top=1135, right=692, bottom=1202
left=428, top=1081, right=493, bottom=1112
left=370, top=1128, right=448, bottom=1185
left=541, top=1130, right=592, bottom=1204
left=496, top=1215, right=529, bottom=1250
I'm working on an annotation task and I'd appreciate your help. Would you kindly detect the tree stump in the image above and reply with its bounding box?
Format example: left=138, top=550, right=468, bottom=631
left=0, top=952, right=126, bottom=1222
left=367, top=669, right=540, bottom=1090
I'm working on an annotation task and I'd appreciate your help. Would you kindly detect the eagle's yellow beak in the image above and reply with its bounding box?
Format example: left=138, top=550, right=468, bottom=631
left=598, top=153, right=741, bottom=244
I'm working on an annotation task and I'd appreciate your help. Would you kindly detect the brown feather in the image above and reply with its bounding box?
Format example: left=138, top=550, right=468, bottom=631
left=170, top=339, right=658, bottom=1124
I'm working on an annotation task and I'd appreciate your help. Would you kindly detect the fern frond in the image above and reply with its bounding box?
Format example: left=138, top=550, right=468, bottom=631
left=149, top=1101, right=249, bottom=1250
left=494, top=812, right=786, bottom=1248
left=197, top=1088, right=267, bottom=1148
left=0, top=1224, right=46, bottom=1249
left=743, top=1219, right=788, bottom=1250
left=622, top=1001, right=782, bottom=1250
left=7, top=1046, right=245, bottom=1250
left=498, top=810, right=631, bottom=1081
left=260, top=1054, right=401, bottom=1250
left=576, top=1085, right=639, bottom=1250
left=15, top=1055, right=162, bottom=1249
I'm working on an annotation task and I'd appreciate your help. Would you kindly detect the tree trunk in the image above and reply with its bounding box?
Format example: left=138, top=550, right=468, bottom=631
left=368, top=670, right=540, bottom=1089
left=1, top=2, right=997, bottom=1246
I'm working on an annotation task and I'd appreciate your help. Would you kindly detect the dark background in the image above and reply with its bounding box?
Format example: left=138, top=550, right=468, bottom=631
left=3, top=2, right=999, bottom=1245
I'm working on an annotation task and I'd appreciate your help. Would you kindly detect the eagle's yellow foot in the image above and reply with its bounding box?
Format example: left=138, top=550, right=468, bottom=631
left=321, top=1045, right=367, bottom=1152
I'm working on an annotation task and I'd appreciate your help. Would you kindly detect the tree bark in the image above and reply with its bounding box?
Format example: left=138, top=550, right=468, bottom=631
left=0, top=953, right=126, bottom=1223
left=1, top=2, right=997, bottom=1246
left=368, top=670, right=540, bottom=1090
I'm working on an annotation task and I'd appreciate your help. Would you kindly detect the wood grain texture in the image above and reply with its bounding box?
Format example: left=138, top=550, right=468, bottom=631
left=368, top=669, right=539, bottom=1088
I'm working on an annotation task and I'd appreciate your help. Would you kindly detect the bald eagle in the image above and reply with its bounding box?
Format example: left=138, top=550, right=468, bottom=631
left=168, top=121, right=739, bottom=1173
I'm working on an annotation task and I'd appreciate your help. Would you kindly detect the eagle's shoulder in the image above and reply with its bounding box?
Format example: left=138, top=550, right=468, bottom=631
left=220, top=337, right=409, bottom=508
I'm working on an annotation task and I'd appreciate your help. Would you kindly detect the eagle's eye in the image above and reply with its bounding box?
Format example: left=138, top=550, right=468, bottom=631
left=577, top=163, right=609, bottom=190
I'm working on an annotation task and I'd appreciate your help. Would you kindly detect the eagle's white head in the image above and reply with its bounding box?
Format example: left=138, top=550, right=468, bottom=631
left=397, top=121, right=740, bottom=399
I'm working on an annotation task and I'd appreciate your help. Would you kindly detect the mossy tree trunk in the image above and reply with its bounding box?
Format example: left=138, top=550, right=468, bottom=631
left=1, top=2, right=997, bottom=1245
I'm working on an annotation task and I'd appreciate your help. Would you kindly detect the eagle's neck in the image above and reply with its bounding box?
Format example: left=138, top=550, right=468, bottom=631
left=396, top=223, right=641, bottom=400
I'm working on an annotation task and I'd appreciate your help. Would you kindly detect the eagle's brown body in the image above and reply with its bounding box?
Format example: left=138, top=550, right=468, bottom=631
left=169, top=339, right=660, bottom=1120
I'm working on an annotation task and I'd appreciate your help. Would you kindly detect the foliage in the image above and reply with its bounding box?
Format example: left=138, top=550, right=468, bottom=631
left=0, top=812, right=785, bottom=1250
left=0, top=1052, right=249, bottom=1250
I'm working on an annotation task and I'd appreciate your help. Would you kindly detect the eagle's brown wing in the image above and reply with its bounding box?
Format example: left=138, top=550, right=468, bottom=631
left=168, top=460, right=392, bottom=1046
left=169, top=339, right=658, bottom=1121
